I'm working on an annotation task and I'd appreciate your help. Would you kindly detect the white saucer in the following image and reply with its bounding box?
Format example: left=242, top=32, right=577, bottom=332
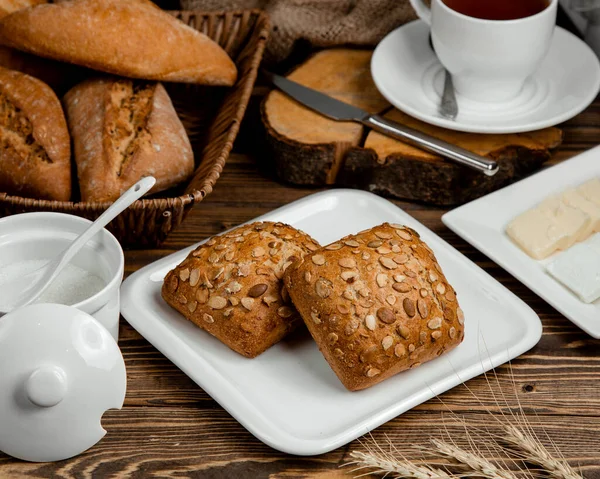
left=371, top=20, right=600, bottom=134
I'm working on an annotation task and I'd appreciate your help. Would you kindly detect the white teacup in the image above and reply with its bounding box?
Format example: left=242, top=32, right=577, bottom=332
left=409, top=0, right=558, bottom=102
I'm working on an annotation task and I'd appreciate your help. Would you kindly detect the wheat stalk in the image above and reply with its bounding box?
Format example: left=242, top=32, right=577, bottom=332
left=431, top=439, right=518, bottom=479
left=341, top=340, right=585, bottom=479
left=345, top=450, right=456, bottom=479
left=502, top=425, right=582, bottom=479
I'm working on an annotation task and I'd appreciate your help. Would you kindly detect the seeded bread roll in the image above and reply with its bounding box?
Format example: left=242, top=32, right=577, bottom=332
left=0, top=66, right=71, bottom=200
left=64, top=77, right=194, bottom=202
left=284, top=223, right=465, bottom=391
left=162, top=222, right=321, bottom=358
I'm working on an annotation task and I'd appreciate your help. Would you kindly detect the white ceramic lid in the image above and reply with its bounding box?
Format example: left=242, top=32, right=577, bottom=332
left=0, top=304, right=126, bottom=462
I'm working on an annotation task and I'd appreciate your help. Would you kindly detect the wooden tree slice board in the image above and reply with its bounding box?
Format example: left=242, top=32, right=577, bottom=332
left=262, top=49, right=389, bottom=185
left=340, top=109, right=563, bottom=205
left=261, top=48, right=563, bottom=205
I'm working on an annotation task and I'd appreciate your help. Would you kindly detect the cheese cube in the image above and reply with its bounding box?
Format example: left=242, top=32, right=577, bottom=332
left=577, top=178, right=600, bottom=206
left=561, top=187, right=600, bottom=240
left=547, top=233, right=600, bottom=303
left=536, top=196, right=591, bottom=250
left=506, top=208, right=568, bottom=260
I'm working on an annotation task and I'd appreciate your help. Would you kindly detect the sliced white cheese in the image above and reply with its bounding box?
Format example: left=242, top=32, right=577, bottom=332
left=537, top=196, right=591, bottom=250
left=561, top=187, right=600, bottom=240
left=506, top=208, right=568, bottom=260
left=547, top=233, right=600, bottom=303
left=577, top=178, right=600, bottom=206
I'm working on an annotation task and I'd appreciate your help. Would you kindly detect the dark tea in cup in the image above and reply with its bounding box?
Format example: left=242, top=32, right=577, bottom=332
left=409, top=0, right=557, bottom=102
left=442, top=0, right=550, bottom=20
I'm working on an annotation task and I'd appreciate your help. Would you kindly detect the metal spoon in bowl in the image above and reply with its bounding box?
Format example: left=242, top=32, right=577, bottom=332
left=0, top=176, right=156, bottom=316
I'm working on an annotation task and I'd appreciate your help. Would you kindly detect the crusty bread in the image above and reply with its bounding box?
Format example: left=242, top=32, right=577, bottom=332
left=0, top=45, right=88, bottom=94
left=162, top=222, right=321, bottom=358
left=284, top=223, right=465, bottom=391
left=64, top=77, right=194, bottom=202
left=0, top=0, right=237, bottom=85
left=0, top=66, right=71, bottom=200
left=0, top=0, right=45, bottom=18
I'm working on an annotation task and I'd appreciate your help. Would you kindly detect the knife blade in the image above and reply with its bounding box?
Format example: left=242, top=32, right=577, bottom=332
left=263, top=71, right=498, bottom=176
left=264, top=70, right=368, bottom=122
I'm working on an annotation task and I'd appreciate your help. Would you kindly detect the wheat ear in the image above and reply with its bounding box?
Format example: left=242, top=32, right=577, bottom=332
left=502, top=425, right=582, bottom=479
left=345, top=450, right=456, bottom=479
left=432, top=439, right=518, bottom=479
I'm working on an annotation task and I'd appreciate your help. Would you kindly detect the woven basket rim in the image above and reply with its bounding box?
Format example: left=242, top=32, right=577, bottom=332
left=1, top=9, right=270, bottom=212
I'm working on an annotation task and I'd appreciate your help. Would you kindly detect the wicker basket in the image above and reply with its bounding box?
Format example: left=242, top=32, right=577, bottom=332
left=0, top=10, right=269, bottom=248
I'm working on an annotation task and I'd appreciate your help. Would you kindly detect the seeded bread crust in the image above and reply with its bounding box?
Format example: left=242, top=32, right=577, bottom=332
left=162, top=221, right=321, bottom=358
left=0, top=66, right=71, bottom=201
left=284, top=223, right=465, bottom=391
left=64, top=77, right=194, bottom=202
left=0, top=0, right=237, bottom=85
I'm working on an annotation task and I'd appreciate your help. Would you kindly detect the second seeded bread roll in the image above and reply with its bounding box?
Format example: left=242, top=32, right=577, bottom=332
left=162, top=222, right=321, bottom=358
left=284, top=223, right=465, bottom=391
left=64, top=77, right=194, bottom=202
left=0, top=66, right=71, bottom=200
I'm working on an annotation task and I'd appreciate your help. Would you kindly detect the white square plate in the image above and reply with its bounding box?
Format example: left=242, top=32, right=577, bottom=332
left=120, top=190, right=542, bottom=455
left=443, top=146, right=600, bottom=338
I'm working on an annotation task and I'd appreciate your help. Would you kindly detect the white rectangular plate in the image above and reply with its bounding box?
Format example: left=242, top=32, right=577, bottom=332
left=121, top=190, right=541, bottom=456
left=443, top=146, right=600, bottom=338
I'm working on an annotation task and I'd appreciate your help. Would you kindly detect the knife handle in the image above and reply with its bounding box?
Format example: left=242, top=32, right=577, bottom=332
left=363, top=115, right=499, bottom=176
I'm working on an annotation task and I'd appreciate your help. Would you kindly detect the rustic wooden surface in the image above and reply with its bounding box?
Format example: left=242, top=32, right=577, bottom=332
left=2, top=35, right=600, bottom=476
left=1, top=92, right=598, bottom=478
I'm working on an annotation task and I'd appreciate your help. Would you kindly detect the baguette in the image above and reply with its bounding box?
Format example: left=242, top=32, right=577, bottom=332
left=162, top=222, right=321, bottom=358
left=0, top=0, right=45, bottom=18
left=0, top=0, right=237, bottom=85
left=64, top=77, right=194, bottom=202
left=0, top=45, right=87, bottom=94
left=284, top=223, right=465, bottom=391
left=0, top=66, right=71, bottom=201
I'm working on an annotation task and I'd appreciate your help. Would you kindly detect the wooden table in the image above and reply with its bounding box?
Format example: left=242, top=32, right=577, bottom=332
left=2, top=90, right=600, bottom=478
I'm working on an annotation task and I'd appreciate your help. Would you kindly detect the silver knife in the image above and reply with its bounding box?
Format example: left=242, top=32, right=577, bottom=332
left=263, top=71, right=498, bottom=176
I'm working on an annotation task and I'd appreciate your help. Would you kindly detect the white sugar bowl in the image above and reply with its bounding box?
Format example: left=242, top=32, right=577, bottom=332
left=0, top=212, right=124, bottom=340
left=0, top=304, right=127, bottom=462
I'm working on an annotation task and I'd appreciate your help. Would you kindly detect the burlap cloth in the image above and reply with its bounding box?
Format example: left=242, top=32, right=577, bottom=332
left=179, top=0, right=417, bottom=62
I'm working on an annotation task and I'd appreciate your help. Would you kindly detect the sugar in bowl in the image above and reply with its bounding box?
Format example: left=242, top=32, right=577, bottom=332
left=0, top=212, right=124, bottom=339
